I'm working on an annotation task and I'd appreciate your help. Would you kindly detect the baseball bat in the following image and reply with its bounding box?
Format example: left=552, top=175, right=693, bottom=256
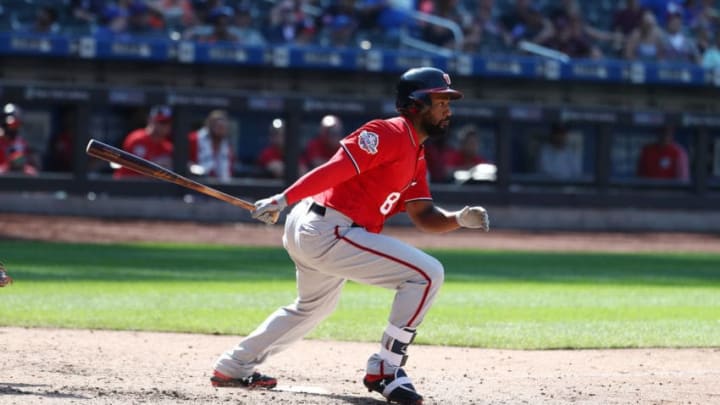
left=85, top=139, right=257, bottom=212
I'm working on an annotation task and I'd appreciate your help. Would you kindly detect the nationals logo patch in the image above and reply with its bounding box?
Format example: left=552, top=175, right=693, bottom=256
left=358, top=130, right=379, bottom=154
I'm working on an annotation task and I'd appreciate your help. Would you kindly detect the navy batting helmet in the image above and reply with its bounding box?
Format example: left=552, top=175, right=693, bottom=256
left=396, top=67, right=463, bottom=113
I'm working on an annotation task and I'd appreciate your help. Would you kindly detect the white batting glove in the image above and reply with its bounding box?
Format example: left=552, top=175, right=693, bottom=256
left=252, top=193, right=287, bottom=225
left=457, top=206, right=489, bottom=232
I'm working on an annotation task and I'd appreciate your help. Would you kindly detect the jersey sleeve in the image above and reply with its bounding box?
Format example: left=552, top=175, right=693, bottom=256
left=339, top=120, right=401, bottom=174
left=397, top=154, right=432, bottom=212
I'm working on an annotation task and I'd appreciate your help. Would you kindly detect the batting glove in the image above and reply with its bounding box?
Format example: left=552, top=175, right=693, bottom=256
left=252, top=193, right=287, bottom=225
left=457, top=206, right=489, bottom=232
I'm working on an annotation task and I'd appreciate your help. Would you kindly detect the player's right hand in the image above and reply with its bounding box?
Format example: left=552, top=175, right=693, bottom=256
left=252, top=193, right=288, bottom=225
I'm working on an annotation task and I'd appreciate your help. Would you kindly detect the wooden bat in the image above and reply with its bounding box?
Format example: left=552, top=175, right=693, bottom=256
left=85, top=139, right=261, bottom=214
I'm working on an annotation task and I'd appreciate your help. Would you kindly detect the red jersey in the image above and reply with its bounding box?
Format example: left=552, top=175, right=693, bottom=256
left=301, top=135, right=337, bottom=169
left=636, top=142, right=689, bottom=180
left=258, top=145, right=283, bottom=169
left=0, top=135, right=37, bottom=175
left=114, top=128, right=173, bottom=178
left=315, top=116, right=431, bottom=233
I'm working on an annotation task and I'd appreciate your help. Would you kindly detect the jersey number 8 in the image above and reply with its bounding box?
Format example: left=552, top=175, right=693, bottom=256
left=379, top=192, right=401, bottom=215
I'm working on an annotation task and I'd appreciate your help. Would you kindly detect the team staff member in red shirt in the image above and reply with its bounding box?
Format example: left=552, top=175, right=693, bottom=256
left=211, top=67, right=489, bottom=405
left=636, top=124, right=689, bottom=181
left=0, top=103, right=39, bottom=176
left=114, top=105, right=173, bottom=179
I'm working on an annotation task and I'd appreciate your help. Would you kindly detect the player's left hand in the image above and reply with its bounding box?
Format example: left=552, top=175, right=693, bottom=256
left=0, top=262, right=13, bottom=287
left=457, top=206, right=489, bottom=232
left=252, top=193, right=287, bottom=225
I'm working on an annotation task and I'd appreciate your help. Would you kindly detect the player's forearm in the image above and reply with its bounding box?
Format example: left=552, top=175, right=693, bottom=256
left=408, top=203, right=461, bottom=233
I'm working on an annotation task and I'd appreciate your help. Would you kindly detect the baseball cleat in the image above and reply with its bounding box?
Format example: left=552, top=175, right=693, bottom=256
left=210, top=370, right=277, bottom=389
left=363, top=368, right=423, bottom=405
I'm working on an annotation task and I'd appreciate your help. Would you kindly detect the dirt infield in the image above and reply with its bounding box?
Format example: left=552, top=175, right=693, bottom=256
left=2, top=214, right=720, bottom=404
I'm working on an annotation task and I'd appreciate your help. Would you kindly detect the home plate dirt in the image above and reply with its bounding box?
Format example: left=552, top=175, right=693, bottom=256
left=1, top=214, right=720, bottom=404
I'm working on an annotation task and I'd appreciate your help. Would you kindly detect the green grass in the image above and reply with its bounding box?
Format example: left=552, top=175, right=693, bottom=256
left=1, top=240, right=719, bottom=349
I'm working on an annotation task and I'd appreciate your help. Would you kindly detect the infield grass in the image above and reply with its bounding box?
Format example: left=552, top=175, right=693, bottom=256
left=1, top=240, right=719, bottom=349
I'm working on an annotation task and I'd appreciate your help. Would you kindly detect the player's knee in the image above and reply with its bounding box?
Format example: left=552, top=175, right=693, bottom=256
left=424, top=257, right=444, bottom=288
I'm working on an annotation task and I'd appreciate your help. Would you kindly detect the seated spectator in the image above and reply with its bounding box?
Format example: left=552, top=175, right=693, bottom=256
left=114, top=105, right=174, bottom=179
left=265, top=0, right=316, bottom=46
left=537, top=123, right=583, bottom=179
left=424, top=136, right=458, bottom=183
left=636, top=124, right=689, bottom=181
left=233, top=5, right=266, bottom=46
left=0, top=103, right=38, bottom=176
left=613, top=0, right=648, bottom=38
left=301, top=115, right=344, bottom=170
left=126, top=1, right=166, bottom=37
left=197, top=5, right=240, bottom=43
left=624, top=10, right=666, bottom=61
left=702, top=30, right=720, bottom=69
left=317, top=3, right=358, bottom=49
left=418, top=0, right=465, bottom=49
left=257, top=118, right=286, bottom=179
left=663, top=12, right=700, bottom=63
left=500, top=0, right=555, bottom=47
left=30, top=6, right=60, bottom=34
left=149, top=0, right=197, bottom=30
left=44, top=110, right=76, bottom=173
left=543, top=12, right=603, bottom=59
left=446, top=125, right=488, bottom=174
left=462, top=0, right=504, bottom=53
left=188, top=109, right=234, bottom=182
left=93, top=4, right=130, bottom=40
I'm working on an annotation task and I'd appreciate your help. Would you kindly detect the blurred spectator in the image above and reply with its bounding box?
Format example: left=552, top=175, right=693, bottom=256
left=537, top=123, right=582, bottom=179
left=318, top=1, right=358, bottom=48
left=424, top=136, right=458, bottom=183
left=234, top=5, right=266, bottom=46
left=301, top=114, right=344, bottom=170
left=613, top=0, right=648, bottom=38
left=44, top=110, right=76, bottom=173
left=29, top=6, right=60, bottom=34
left=0, top=103, right=38, bottom=176
left=114, top=105, right=174, bottom=179
left=188, top=110, right=234, bottom=182
left=624, top=10, right=666, bottom=61
left=149, top=0, right=197, bottom=30
left=636, top=124, right=689, bottom=181
left=542, top=12, right=603, bottom=59
left=70, top=0, right=107, bottom=24
left=198, top=6, right=240, bottom=43
left=93, top=4, right=129, bottom=40
left=266, top=0, right=316, bottom=46
left=446, top=125, right=488, bottom=173
left=687, top=0, right=719, bottom=33
left=257, top=118, right=286, bottom=179
left=663, top=12, right=700, bottom=63
left=126, top=1, right=166, bottom=37
left=499, top=0, right=555, bottom=47
left=702, top=30, right=720, bottom=68
left=462, top=0, right=504, bottom=53
left=418, top=0, right=465, bottom=49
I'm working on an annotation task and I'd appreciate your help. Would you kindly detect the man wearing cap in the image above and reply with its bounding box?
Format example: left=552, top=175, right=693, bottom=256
left=0, top=103, right=38, bottom=176
left=211, top=67, right=490, bottom=405
left=114, top=105, right=174, bottom=179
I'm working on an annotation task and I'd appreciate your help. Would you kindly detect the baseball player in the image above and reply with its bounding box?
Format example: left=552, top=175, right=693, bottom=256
left=211, top=67, right=489, bottom=405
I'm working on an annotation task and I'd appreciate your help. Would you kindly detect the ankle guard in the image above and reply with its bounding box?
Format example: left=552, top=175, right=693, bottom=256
left=380, top=324, right=416, bottom=367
